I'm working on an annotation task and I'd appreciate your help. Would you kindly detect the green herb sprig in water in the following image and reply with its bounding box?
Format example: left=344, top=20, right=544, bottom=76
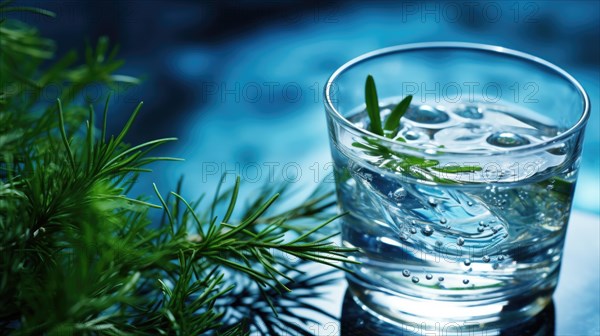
left=357, top=76, right=576, bottom=194
left=353, top=75, right=482, bottom=182
left=365, top=74, right=413, bottom=139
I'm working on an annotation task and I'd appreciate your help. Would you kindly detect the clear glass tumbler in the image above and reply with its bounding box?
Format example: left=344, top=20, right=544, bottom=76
left=324, top=42, right=589, bottom=332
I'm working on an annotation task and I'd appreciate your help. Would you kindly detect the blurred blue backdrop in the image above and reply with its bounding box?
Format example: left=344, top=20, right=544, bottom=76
left=27, top=0, right=599, bottom=213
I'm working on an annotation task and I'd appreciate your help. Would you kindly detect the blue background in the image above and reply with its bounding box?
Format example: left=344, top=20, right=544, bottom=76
left=26, top=0, right=599, bottom=213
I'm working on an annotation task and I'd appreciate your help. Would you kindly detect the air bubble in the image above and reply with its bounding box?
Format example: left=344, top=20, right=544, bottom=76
left=440, top=218, right=447, bottom=224
left=492, top=263, right=500, bottom=270
left=438, top=276, right=445, bottom=281
left=405, top=131, right=420, bottom=140
left=455, top=105, right=484, bottom=120
left=426, top=273, right=433, bottom=280
left=428, top=197, right=438, bottom=207
left=456, top=237, right=465, bottom=246
left=402, top=270, right=411, bottom=277
left=467, top=201, right=474, bottom=206
left=487, top=132, right=531, bottom=147
left=463, top=279, right=470, bottom=285
left=421, top=225, right=434, bottom=236
left=482, top=255, right=491, bottom=263
left=391, top=187, right=407, bottom=201
left=464, top=259, right=471, bottom=266
left=410, top=227, right=417, bottom=234
left=477, top=227, right=485, bottom=233
left=412, top=276, right=420, bottom=283
left=400, top=233, right=409, bottom=241
left=405, top=105, right=450, bottom=124
left=479, top=221, right=485, bottom=226
left=498, top=255, right=505, bottom=261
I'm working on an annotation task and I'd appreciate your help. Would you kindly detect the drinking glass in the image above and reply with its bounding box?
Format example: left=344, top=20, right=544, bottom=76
left=324, top=42, right=589, bottom=332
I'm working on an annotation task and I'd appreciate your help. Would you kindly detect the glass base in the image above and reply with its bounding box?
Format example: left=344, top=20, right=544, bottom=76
left=346, top=273, right=553, bottom=335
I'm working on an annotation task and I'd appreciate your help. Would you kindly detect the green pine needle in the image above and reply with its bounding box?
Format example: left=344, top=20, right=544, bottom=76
left=56, top=98, right=76, bottom=171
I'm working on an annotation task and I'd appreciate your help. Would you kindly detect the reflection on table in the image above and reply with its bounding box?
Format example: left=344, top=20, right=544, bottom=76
left=340, top=289, right=555, bottom=336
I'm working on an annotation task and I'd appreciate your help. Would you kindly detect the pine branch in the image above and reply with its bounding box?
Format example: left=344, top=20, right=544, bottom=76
left=0, top=6, right=357, bottom=336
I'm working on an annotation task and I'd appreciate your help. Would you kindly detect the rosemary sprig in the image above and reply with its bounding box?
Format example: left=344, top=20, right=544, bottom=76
left=354, top=75, right=482, bottom=182
left=384, top=94, right=413, bottom=138
left=364, top=75, right=383, bottom=135
left=364, top=74, right=412, bottom=139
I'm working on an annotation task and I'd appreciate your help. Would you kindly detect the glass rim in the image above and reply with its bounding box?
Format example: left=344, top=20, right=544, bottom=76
left=324, top=42, right=590, bottom=157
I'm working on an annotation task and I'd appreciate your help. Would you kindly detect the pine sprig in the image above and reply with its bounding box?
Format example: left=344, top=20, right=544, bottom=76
left=155, top=176, right=357, bottom=290
left=1, top=7, right=356, bottom=336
